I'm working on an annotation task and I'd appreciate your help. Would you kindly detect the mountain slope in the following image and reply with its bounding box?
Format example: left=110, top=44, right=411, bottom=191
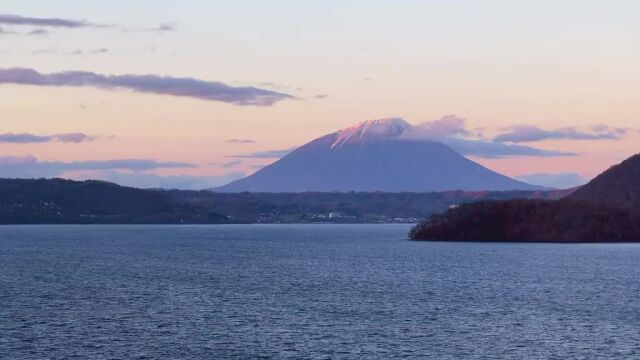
left=217, top=118, right=538, bottom=192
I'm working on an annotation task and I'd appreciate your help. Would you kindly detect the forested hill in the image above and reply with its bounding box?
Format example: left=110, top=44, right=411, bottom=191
left=567, top=154, right=640, bottom=208
left=0, top=178, right=569, bottom=224
left=411, top=153, right=640, bottom=242
left=0, top=178, right=227, bottom=224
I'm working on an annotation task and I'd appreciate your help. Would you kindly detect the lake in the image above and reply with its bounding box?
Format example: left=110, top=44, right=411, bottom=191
left=2, top=224, right=640, bottom=359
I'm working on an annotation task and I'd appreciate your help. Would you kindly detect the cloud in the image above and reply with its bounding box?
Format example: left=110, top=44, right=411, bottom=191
left=400, top=115, right=574, bottom=158
left=314, top=94, right=328, bottom=99
left=0, top=154, right=239, bottom=189
left=51, top=133, right=96, bottom=143
left=227, top=117, right=575, bottom=160
left=403, top=115, right=471, bottom=139
left=0, top=14, right=176, bottom=35
left=30, top=48, right=110, bottom=56
left=30, top=48, right=57, bottom=55
left=220, top=159, right=243, bottom=168
left=121, top=23, right=177, bottom=33
left=0, top=26, right=18, bottom=35
left=0, top=156, right=35, bottom=166
left=226, top=139, right=256, bottom=144
left=67, top=48, right=109, bottom=56
left=0, top=155, right=195, bottom=178
left=494, top=125, right=629, bottom=143
left=257, top=82, right=302, bottom=92
left=0, top=68, right=294, bottom=106
left=441, top=138, right=575, bottom=159
left=0, top=14, right=96, bottom=28
left=516, top=172, right=588, bottom=189
left=0, top=26, right=49, bottom=36
left=0, top=132, right=97, bottom=143
left=142, top=23, right=175, bottom=32
left=27, top=29, right=50, bottom=36
left=71, top=170, right=245, bottom=190
left=231, top=148, right=296, bottom=159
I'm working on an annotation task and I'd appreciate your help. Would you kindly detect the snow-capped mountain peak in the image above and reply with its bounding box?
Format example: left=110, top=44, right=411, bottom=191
left=331, top=118, right=413, bottom=148
left=216, top=116, right=539, bottom=193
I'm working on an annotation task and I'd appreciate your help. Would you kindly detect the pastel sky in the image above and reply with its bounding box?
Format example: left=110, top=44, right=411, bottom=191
left=2, top=0, right=639, bottom=189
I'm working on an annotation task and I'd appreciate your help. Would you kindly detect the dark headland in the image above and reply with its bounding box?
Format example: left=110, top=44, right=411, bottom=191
left=410, top=154, right=640, bottom=242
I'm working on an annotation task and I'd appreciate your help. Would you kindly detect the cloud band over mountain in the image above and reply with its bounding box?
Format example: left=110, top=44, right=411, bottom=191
left=0, top=68, right=294, bottom=106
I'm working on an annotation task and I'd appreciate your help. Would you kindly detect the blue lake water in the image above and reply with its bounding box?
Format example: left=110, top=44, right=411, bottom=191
left=2, top=224, right=640, bottom=359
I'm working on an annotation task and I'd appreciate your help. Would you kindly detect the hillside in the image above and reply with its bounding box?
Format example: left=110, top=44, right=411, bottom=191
left=410, top=154, right=640, bottom=242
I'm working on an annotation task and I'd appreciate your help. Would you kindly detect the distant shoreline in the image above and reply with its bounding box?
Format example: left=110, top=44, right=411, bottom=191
left=0, top=221, right=418, bottom=226
left=0, top=178, right=569, bottom=227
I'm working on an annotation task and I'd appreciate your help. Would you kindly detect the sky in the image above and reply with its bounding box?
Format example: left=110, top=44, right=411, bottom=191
left=1, top=0, right=639, bottom=189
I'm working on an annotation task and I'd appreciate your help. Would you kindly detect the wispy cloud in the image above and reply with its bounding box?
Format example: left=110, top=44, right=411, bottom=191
left=0, top=14, right=98, bottom=28
left=257, top=82, right=303, bottom=92
left=71, top=170, right=244, bottom=190
left=442, top=138, right=575, bottom=159
left=0, top=13, right=175, bottom=36
left=0, top=154, right=237, bottom=189
left=30, top=48, right=110, bottom=56
left=141, top=23, right=175, bottom=32
left=30, top=48, right=58, bottom=55
left=226, top=139, right=256, bottom=144
left=0, top=26, right=18, bottom=35
left=0, top=26, right=49, bottom=36
left=231, top=148, right=296, bottom=158
left=220, top=159, right=243, bottom=168
left=67, top=48, right=109, bottom=56
left=401, top=115, right=574, bottom=158
left=402, top=114, right=471, bottom=139
left=27, top=29, right=49, bottom=36
left=0, top=132, right=97, bottom=143
left=0, top=68, right=294, bottom=106
left=0, top=155, right=195, bottom=179
left=494, top=125, right=629, bottom=143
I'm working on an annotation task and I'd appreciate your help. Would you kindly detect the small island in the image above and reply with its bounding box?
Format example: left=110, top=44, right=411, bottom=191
left=410, top=154, right=640, bottom=242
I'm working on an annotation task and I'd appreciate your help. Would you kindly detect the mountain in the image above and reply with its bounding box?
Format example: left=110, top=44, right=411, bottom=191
left=217, top=118, right=538, bottom=192
left=410, top=153, right=640, bottom=242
